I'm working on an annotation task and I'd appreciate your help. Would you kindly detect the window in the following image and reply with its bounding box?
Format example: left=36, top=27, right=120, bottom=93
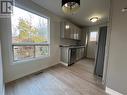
left=11, top=7, right=50, bottom=62
left=89, top=32, right=98, bottom=42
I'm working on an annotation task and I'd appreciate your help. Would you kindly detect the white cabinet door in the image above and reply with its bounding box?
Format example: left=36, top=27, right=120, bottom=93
left=76, top=28, right=79, bottom=40
left=64, top=22, right=70, bottom=39
left=61, top=21, right=81, bottom=40
left=76, top=48, right=80, bottom=60
left=74, top=29, right=77, bottom=40
left=76, top=48, right=85, bottom=61
left=70, top=28, right=74, bottom=39
left=81, top=48, right=85, bottom=58
left=78, top=30, right=81, bottom=40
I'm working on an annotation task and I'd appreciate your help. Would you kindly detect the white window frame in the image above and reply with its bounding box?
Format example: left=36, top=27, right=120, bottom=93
left=11, top=6, right=50, bottom=63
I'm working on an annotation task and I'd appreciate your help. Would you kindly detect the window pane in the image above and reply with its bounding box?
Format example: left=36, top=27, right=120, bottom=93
left=35, top=46, right=49, bottom=57
left=11, top=7, right=50, bottom=62
left=12, top=7, right=49, bottom=44
left=13, top=46, right=34, bottom=61
left=90, top=32, right=98, bottom=41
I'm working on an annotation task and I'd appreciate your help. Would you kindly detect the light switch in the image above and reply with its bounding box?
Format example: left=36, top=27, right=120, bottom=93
left=121, top=8, right=127, bottom=12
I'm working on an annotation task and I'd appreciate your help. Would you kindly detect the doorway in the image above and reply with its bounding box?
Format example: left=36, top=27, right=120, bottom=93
left=94, top=26, right=107, bottom=77
left=86, top=26, right=108, bottom=79
left=86, top=31, right=98, bottom=59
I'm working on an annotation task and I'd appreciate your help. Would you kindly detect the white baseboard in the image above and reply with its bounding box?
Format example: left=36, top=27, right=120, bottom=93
left=59, top=61, right=68, bottom=66
left=106, top=87, right=123, bottom=95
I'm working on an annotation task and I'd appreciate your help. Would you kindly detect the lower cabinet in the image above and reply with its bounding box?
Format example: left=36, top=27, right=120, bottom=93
left=60, top=47, right=85, bottom=66
left=76, top=48, right=85, bottom=61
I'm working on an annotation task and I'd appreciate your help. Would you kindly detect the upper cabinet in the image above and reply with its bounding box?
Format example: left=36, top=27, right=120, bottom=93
left=60, top=21, right=81, bottom=40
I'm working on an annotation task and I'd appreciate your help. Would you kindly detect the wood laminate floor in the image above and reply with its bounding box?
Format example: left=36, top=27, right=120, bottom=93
left=5, top=59, right=108, bottom=95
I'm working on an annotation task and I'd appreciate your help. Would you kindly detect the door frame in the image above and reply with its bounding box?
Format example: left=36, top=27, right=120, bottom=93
left=102, top=23, right=112, bottom=86
left=94, top=26, right=108, bottom=77
left=93, top=23, right=111, bottom=87
left=101, top=0, right=112, bottom=87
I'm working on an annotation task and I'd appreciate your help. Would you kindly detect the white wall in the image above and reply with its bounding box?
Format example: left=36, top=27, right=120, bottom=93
left=0, top=0, right=61, bottom=82
left=106, top=0, right=127, bottom=94
left=0, top=41, right=4, bottom=95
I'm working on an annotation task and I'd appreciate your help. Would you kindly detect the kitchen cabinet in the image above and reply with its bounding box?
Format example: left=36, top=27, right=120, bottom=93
left=60, top=45, right=85, bottom=66
left=76, top=48, right=80, bottom=60
left=76, top=47, right=85, bottom=61
left=60, top=47, right=76, bottom=66
left=60, top=21, right=81, bottom=40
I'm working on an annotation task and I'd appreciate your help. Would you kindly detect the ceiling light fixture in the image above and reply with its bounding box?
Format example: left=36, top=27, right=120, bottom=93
left=90, top=17, right=99, bottom=22
left=62, top=0, right=80, bottom=14
left=65, top=25, right=70, bottom=29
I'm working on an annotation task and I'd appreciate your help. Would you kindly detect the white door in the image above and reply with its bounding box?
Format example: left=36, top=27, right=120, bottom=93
left=87, top=31, right=98, bottom=59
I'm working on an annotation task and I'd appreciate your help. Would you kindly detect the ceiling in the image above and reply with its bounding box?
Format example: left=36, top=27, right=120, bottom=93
left=32, top=0, right=110, bottom=27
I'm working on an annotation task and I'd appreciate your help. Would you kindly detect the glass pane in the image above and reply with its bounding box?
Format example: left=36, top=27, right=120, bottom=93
left=13, top=46, right=34, bottom=61
left=90, top=32, right=98, bottom=41
left=35, top=46, right=49, bottom=57
left=12, top=7, right=49, bottom=44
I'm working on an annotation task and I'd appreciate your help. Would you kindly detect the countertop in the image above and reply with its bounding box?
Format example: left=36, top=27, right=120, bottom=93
left=60, top=45, right=86, bottom=49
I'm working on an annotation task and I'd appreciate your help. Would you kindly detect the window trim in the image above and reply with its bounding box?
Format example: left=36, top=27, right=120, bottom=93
left=12, top=44, right=50, bottom=62
left=12, top=43, right=50, bottom=46
left=13, top=54, right=50, bottom=64
left=11, top=6, right=50, bottom=63
left=15, top=3, right=50, bottom=20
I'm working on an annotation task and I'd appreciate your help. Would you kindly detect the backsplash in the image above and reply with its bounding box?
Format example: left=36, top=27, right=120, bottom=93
left=60, top=38, right=80, bottom=45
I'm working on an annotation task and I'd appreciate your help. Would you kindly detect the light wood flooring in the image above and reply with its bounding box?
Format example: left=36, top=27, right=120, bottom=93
left=5, top=59, right=108, bottom=95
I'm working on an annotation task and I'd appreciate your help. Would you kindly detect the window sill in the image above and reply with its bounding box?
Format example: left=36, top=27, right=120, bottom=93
left=13, top=56, right=50, bottom=65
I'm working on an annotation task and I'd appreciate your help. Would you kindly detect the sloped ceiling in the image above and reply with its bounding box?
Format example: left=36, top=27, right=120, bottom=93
left=32, top=0, right=110, bottom=27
